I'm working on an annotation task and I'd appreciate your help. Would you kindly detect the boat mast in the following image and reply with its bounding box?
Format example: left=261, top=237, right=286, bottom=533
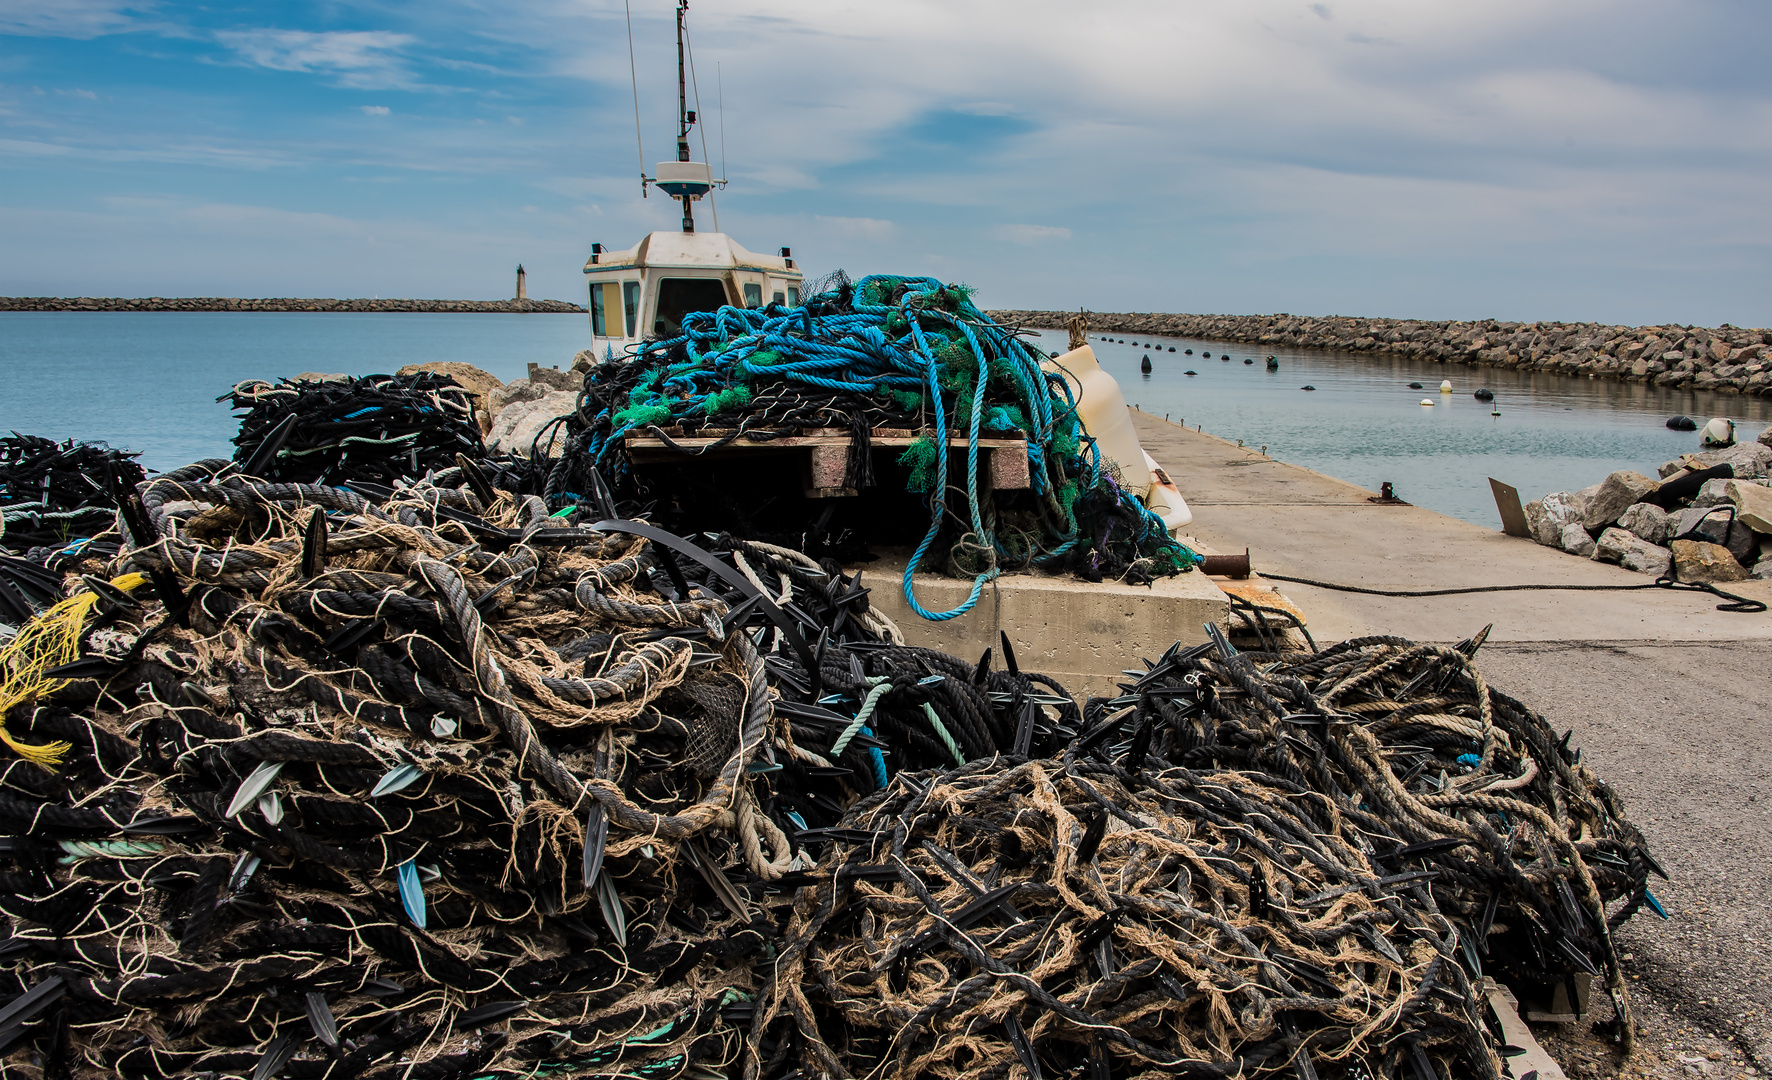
left=675, top=0, right=694, bottom=233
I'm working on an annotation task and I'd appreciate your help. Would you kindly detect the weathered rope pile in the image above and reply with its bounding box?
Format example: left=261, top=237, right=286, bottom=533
left=0, top=453, right=1660, bottom=1078
left=222, top=373, right=488, bottom=487
left=0, top=434, right=143, bottom=555
left=746, top=635, right=1657, bottom=1079
left=0, top=461, right=807, bottom=1079
left=1, top=434, right=145, bottom=626
left=547, top=274, right=1197, bottom=616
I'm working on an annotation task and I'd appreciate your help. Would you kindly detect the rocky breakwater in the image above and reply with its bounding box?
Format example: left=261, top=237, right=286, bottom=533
left=1, top=295, right=586, bottom=313
left=398, top=356, right=590, bottom=453
left=989, top=309, right=1772, bottom=396
left=1524, top=427, right=1772, bottom=582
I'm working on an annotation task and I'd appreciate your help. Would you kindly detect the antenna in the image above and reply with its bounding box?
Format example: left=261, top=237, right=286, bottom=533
left=625, top=0, right=645, bottom=197
left=685, top=16, right=716, bottom=233
left=717, top=62, right=727, bottom=192
left=674, top=0, right=694, bottom=232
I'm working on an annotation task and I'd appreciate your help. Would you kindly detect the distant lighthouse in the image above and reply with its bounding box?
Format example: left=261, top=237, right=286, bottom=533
left=515, top=264, right=527, bottom=301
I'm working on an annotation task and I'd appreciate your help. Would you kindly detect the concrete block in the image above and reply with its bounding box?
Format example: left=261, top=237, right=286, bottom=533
left=856, top=553, right=1230, bottom=699
left=806, top=444, right=848, bottom=490
left=988, top=447, right=1032, bottom=490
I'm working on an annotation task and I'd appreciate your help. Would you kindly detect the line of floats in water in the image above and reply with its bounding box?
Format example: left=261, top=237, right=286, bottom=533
left=1090, top=334, right=1503, bottom=414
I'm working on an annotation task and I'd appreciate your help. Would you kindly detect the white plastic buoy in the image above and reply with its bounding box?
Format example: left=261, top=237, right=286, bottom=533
left=1420, top=399, right=1435, bottom=406
left=1700, top=417, right=1736, bottom=447
left=1439, top=380, right=1452, bottom=393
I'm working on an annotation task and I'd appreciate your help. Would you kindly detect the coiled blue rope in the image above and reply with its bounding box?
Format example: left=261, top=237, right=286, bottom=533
left=585, top=274, right=1198, bottom=620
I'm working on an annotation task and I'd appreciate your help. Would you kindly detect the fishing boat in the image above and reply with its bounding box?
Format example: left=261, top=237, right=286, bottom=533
left=581, top=1, right=802, bottom=356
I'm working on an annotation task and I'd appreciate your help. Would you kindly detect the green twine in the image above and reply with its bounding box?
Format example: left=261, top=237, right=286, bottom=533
left=899, top=435, right=939, bottom=494
left=702, top=385, right=753, bottom=415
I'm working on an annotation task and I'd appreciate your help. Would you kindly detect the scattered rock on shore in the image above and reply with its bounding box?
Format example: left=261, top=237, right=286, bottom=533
left=1528, top=455, right=1771, bottom=583
left=1595, top=526, right=1674, bottom=576
left=1670, top=539, right=1749, bottom=582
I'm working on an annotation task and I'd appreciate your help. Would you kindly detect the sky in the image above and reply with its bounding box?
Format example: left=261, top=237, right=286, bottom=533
left=2, top=0, right=1769, bottom=326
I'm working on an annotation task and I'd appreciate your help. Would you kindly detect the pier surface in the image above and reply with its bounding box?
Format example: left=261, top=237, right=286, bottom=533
left=1134, top=409, right=1772, bottom=1070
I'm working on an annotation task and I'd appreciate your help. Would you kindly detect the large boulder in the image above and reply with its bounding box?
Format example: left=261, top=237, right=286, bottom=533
left=397, top=362, right=503, bottom=434
left=1593, top=528, right=1672, bottom=576
left=1527, top=490, right=1588, bottom=547
left=1728, top=479, right=1772, bottom=534
left=1559, top=522, right=1596, bottom=556
left=1616, top=501, right=1670, bottom=545
left=1691, top=478, right=1735, bottom=507
left=489, top=379, right=553, bottom=415
left=1668, top=504, right=1758, bottom=563
left=1669, top=539, right=1748, bottom=583
left=526, top=363, right=581, bottom=392
left=488, top=390, right=579, bottom=457
left=1582, top=470, right=1660, bottom=530
left=1760, top=425, right=1772, bottom=449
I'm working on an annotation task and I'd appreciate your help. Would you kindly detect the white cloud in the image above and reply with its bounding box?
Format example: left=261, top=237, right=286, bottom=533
left=993, top=224, right=1072, bottom=245
left=359, top=104, right=390, bottom=116
left=213, top=29, right=416, bottom=89
left=813, top=215, right=896, bottom=240
left=0, top=0, right=151, bottom=38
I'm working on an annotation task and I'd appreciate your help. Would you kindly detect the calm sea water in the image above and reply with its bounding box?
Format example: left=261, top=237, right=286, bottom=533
left=0, top=312, right=591, bottom=472
left=1, top=313, right=1765, bottom=530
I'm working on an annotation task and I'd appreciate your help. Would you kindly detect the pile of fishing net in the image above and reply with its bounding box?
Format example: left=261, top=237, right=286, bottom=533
left=543, top=274, right=1197, bottom=617
left=222, top=373, right=491, bottom=487
left=753, top=634, right=1657, bottom=1080
left=0, top=461, right=818, bottom=1079
left=0, top=435, right=144, bottom=557
left=0, top=458, right=1659, bottom=1079
left=1, top=435, right=145, bottom=624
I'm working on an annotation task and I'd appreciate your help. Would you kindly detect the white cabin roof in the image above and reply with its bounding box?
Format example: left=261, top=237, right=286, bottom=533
left=583, top=231, right=799, bottom=276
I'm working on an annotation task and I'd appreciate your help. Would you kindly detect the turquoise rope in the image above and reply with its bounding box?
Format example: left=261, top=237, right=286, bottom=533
left=922, top=702, right=965, bottom=766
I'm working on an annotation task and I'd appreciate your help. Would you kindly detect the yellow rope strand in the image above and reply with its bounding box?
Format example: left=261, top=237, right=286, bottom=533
left=0, top=572, right=148, bottom=770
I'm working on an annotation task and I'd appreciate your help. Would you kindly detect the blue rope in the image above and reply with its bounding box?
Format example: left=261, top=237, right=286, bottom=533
left=589, top=274, right=1200, bottom=618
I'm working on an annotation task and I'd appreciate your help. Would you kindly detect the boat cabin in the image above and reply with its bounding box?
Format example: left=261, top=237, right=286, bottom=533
left=582, top=232, right=803, bottom=357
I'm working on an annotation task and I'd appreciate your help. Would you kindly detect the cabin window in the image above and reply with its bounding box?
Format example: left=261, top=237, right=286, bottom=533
left=788, top=286, right=800, bottom=306
left=589, top=281, right=621, bottom=336
left=742, top=282, right=763, bottom=308
left=622, top=281, right=640, bottom=337
left=772, top=291, right=785, bottom=306
left=654, top=277, right=729, bottom=337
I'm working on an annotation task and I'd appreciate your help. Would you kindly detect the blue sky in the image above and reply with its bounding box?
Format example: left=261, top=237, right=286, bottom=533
left=2, top=0, right=1768, bottom=325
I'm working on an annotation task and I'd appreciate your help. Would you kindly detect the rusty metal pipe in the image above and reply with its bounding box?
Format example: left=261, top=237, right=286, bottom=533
left=1198, top=550, right=1251, bottom=578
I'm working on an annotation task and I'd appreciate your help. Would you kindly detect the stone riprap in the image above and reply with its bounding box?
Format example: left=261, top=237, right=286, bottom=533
left=1, top=296, right=586, bottom=313
left=1526, top=439, right=1772, bottom=581
left=990, top=310, right=1772, bottom=396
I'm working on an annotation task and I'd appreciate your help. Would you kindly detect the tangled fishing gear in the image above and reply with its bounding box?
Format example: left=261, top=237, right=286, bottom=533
left=0, top=450, right=1659, bottom=1079
left=744, top=633, right=1659, bottom=1080
left=222, top=373, right=489, bottom=488
left=0, top=460, right=826, bottom=1080
left=1, top=434, right=145, bottom=626
left=543, top=273, right=1198, bottom=620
